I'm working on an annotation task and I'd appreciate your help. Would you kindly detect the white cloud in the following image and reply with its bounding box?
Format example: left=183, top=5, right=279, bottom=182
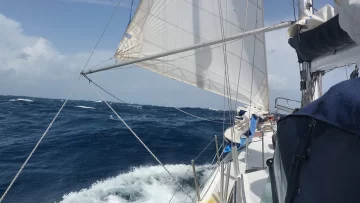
left=0, top=12, right=117, bottom=98
left=268, top=74, right=289, bottom=89
left=0, top=12, right=309, bottom=109
left=265, top=26, right=302, bottom=102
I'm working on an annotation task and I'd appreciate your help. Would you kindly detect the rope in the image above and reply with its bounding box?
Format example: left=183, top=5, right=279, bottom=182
left=82, top=74, right=126, bottom=103
left=0, top=91, right=74, bottom=203
left=1, top=1, right=124, bottom=201
left=89, top=57, right=115, bottom=70
left=234, top=0, right=250, bottom=113
left=83, top=74, right=225, bottom=124
left=81, top=0, right=124, bottom=73
left=217, top=0, right=235, bottom=136
left=169, top=137, right=217, bottom=203
left=90, top=83, right=192, bottom=199
left=210, top=143, right=224, bottom=165
left=172, top=106, right=227, bottom=124
left=128, top=0, right=135, bottom=25
left=292, top=0, right=297, bottom=21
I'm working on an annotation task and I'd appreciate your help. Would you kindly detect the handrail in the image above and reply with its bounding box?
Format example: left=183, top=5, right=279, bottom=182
left=274, top=97, right=301, bottom=114
left=274, top=97, right=301, bottom=108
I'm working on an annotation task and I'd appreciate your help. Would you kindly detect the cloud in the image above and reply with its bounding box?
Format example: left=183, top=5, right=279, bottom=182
left=0, top=11, right=226, bottom=109
left=264, top=20, right=350, bottom=107
left=268, top=74, right=289, bottom=90
left=0, top=12, right=116, bottom=98
left=3, top=12, right=343, bottom=110
left=265, top=26, right=302, bottom=103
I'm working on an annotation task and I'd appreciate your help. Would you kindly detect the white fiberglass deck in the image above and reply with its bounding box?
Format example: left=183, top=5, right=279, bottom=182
left=199, top=125, right=275, bottom=203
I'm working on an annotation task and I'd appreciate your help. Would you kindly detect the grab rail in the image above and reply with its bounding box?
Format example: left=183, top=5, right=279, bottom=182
left=274, top=97, right=301, bottom=114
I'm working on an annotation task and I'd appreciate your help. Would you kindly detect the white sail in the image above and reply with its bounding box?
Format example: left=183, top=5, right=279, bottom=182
left=115, top=0, right=269, bottom=111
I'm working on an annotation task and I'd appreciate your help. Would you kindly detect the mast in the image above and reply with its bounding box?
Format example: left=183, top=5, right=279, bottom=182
left=298, top=0, right=321, bottom=106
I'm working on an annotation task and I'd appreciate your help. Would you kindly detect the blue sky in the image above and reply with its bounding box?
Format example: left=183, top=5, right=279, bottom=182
left=1, top=0, right=296, bottom=52
left=0, top=0, right=343, bottom=110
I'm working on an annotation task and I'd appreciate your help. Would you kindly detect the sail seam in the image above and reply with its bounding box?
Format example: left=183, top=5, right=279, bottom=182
left=141, top=37, right=266, bottom=74
left=248, top=0, right=260, bottom=112
left=136, top=39, right=255, bottom=93
left=217, top=0, right=235, bottom=130
left=182, top=0, right=252, bottom=30
left=137, top=2, right=265, bottom=44
left=140, top=63, right=254, bottom=106
left=234, top=0, right=250, bottom=113
left=140, top=58, right=253, bottom=95
left=181, top=0, right=265, bottom=44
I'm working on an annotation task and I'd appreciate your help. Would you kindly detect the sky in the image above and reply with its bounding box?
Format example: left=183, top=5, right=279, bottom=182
left=0, top=0, right=348, bottom=110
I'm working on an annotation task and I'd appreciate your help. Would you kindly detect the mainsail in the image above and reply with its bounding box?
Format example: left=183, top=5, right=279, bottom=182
left=115, top=0, right=269, bottom=111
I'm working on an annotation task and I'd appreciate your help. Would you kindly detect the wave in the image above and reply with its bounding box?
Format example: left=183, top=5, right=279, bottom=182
left=128, top=104, right=143, bottom=109
left=9, top=98, right=34, bottom=102
left=208, top=108, right=219, bottom=111
left=93, top=100, right=102, bottom=103
left=75, top=106, right=95, bottom=109
left=59, top=164, right=215, bottom=203
left=109, top=115, right=118, bottom=121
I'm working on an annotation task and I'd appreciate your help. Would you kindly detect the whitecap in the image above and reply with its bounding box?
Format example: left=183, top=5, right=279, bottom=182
left=129, top=105, right=142, bottom=109
left=9, top=98, right=33, bottom=102
left=208, top=108, right=219, bottom=111
left=93, top=100, right=102, bottom=103
left=109, top=115, right=118, bottom=120
left=75, top=106, right=95, bottom=109
left=59, top=164, right=214, bottom=203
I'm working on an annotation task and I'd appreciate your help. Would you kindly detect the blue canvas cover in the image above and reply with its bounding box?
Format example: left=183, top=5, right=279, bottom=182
left=293, top=77, right=360, bottom=135
left=274, top=78, right=360, bottom=203
left=223, top=114, right=258, bottom=153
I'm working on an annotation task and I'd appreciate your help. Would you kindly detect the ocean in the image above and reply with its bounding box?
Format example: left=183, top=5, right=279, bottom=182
left=0, top=95, right=231, bottom=203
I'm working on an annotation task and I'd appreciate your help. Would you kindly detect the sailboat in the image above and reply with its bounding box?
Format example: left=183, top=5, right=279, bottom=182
left=2, top=0, right=360, bottom=202
left=82, top=0, right=282, bottom=201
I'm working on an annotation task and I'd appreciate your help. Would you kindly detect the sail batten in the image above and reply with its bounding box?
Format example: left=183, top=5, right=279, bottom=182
left=112, top=0, right=271, bottom=110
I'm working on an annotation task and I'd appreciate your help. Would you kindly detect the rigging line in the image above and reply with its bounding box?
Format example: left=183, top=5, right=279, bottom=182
left=89, top=57, right=115, bottom=70
left=292, top=0, right=297, bottom=21
left=172, top=106, right=228, bottom=124
left=81, top=0, right=124, bottom=73
left=248, top=0, right=260, bottom=113
left=0, top=90, right=75, bottom=203
left=89, top=83, right=192, bottom=199
left=210, top=143, right=224, bottom=165
left=217, top=0, right=234, bottom=130
left=82, top=74, right=126, bottom=103
left=128, top=0, right=135, bottom=25
left=169, top=137, right=217, bottom=203
left=83, top=74, right=224, bottom=124
left=234, top=0, right=250, bottom=113
left=243, top=0, right=260, bottom=170
left=222, top=0, right=228, bottom=137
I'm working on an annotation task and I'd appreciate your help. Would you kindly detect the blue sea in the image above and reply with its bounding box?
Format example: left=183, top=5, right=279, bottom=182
left=0, top=95, right=231, bottom=203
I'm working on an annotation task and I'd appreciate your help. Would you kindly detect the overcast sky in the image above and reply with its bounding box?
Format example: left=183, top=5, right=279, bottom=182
left=0, top=0, right=348, bottom=110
